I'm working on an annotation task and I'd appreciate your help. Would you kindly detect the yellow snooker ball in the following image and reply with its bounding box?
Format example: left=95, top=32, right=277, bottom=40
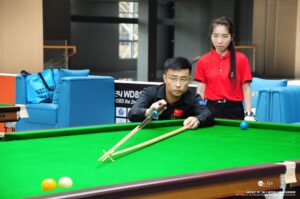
left=41, top=178, right=56, bottom=191
left=59, top=177, right=73, bottom=188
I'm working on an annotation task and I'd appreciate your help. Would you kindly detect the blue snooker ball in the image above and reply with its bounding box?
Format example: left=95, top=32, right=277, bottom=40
left=240, top=121, right=248, bottom=130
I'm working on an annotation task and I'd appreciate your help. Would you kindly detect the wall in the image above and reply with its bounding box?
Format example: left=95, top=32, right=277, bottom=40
left=175, top=0, right=210, bottom=65
left=70, top=0, right=137, bottom=79
left=0, top=0, right=2, bottom=71
left=1, top=0, right=298, bottom=79
left=43, top=0, right=70, bottom=42
left=275, top=0, right=297, bottom=78
left=235, top=0, right=254, bottom=44
left=0, top=0, right=43, bottom=73
left=137, top=0, right=150, bottom=81
left=67, top=0, right=255, bottom=81
left=252, top=0, right=267, bottom=76
left=156, top=1, right=173, bottom=80
left=70, top=0, right=172, bottom=81
left=174, top=0, right=253, bottom=76
left=295, top=0, right=300, bottom=78
left=253, top=0, right=298, bottom=78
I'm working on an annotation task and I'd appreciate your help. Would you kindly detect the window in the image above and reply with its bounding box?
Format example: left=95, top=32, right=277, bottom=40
left=119, top=1, right=138, bottom=59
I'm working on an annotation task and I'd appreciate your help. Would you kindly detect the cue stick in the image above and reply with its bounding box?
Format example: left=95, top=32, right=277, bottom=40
left=98, top=105, right=165, bottom=162
left=111, top=126, right=187, bottom=158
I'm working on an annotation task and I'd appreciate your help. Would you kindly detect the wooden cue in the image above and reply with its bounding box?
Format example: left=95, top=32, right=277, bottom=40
left=98, top=105, right=165, bottom=162
left=111, top=126, right=188, bottom=158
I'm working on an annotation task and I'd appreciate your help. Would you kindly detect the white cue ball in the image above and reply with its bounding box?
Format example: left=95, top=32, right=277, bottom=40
left=58, top=177, right=73, bottom=188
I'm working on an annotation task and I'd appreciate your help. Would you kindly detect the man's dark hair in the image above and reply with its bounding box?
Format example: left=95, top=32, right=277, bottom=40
left=164, top=57, right=192, bottom=74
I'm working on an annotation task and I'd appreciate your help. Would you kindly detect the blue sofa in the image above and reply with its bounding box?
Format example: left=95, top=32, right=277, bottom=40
left=251, top=77, right=288, bottom=110
left=256, top=86, right=300, bottom=124
left=269, top=86, right=300, bottom=123
left=16, top=75, right=115, bottom=131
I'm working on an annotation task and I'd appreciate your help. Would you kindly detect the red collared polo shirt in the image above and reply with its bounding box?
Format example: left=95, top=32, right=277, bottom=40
left=194, top=50, right=252, bottom=101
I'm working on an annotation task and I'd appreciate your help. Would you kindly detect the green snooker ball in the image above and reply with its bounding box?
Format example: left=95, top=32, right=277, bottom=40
left=240, top=121, right=248, bottom=130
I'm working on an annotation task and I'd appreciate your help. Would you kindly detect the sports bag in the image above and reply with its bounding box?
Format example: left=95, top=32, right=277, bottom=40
left=21, top=69, right=59, bottom=103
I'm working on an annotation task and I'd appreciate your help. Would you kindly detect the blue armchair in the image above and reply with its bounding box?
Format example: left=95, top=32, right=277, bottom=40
left=257, top=86, right=300, bottom=124
left=251, top=77, right=287, bottom=122
left=251, top=77, right=288, bottom=110
left=16, top=75, right=115, bottom=131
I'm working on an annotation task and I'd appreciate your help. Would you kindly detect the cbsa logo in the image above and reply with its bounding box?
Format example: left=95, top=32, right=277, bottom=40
left=257, top=180, right=273, bottom=187
left=257, top=180, right=264, bottom=187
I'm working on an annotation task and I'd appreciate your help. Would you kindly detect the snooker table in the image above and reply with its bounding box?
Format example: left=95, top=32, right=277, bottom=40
left=0, top=119, right=300, bottom=199
left=0, top=104, right=20, bottom=123
left=0, top=104, right=20, bottom=132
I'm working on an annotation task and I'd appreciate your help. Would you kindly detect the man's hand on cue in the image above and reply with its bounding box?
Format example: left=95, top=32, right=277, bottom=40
left=145, top=100, right=167, bottom=117
left=183, top=117, right=200, bottom=129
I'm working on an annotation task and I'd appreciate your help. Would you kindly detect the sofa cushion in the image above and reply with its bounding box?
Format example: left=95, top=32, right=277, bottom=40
left=52, top=69, right=90, bottom=104
left=25, top=103, right=58, bottom=125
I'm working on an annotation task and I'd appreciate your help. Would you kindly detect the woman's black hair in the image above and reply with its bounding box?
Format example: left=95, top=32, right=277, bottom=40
left=210, top=16, right=236, bottom=79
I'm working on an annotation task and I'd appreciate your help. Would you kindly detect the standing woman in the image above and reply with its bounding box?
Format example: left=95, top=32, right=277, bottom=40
left=194, top=16, right=256, bottom=121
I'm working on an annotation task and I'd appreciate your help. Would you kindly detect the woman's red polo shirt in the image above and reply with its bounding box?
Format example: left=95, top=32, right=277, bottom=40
left=194, top=50, right=252, bottom=101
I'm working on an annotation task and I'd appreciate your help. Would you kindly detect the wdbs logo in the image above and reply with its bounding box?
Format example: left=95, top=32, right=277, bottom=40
left=116, top=107, right=127, bottom=117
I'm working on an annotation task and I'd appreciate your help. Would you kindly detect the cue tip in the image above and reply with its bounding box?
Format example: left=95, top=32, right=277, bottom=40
left=97, top=149, right=107, bottom=161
